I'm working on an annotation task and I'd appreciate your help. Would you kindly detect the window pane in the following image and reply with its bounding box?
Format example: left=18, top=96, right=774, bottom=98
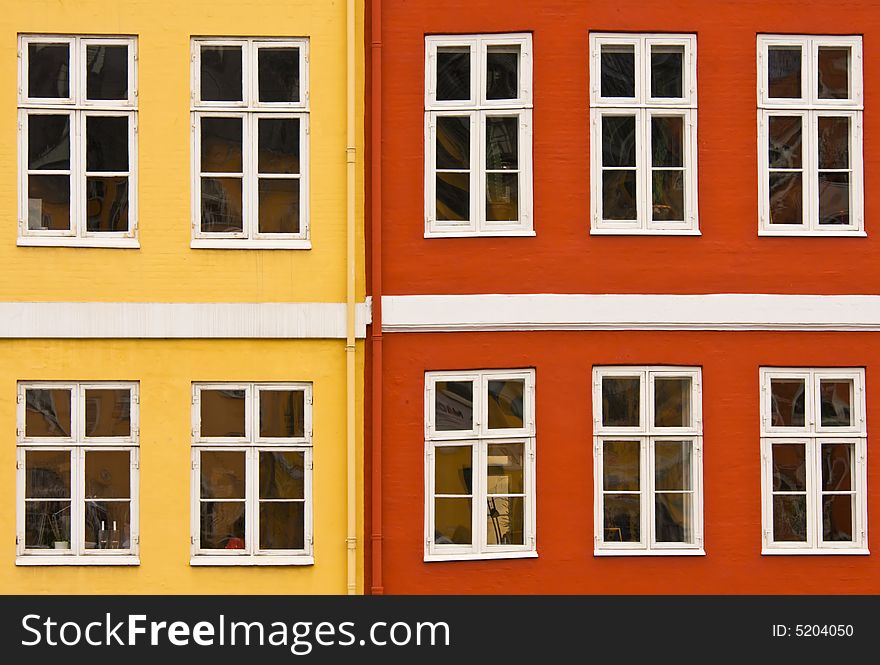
left=28, top=175, right=70, bottom=231
left=818, top=173, right=850, bottom=226
left=768, top=116, right=802, bottom=168
left=604, top=494, right=640, bottom=542
left=434, top=497, right=472, bottom=544
left=486, top=116, right=518, bottom=170
left=85, top=450, right=130, bottom=498
left=436, top=116, right=470, bottom=170
left=435, top=445, right=472, bottom=495
left=25, top=501, right=71, bottom=549
left=200, top=45, right=243, bottom=102
left=436, top=47, right=470, bottom=101
left=258, top=118, right=300, bottom=174
left=602, top=377, right=640, bottom=427
left=654, top=377, right=692, bottom=427
left=28, top=43, right=69, bottom=98
left=602, top=116, right=636, bottom=167
left=773, top=495, right=807, bottom=541
left=487, top=496, right=524, bottom=545
left=258, top=179, right=300, bottom=234
left=28, top=115, right=70, bottom=170
left=772, top=443, right=806, bottom=491
left=770, top=379, right=806, bottom=427
left=86, top=44, right=128, bottom=100
left=820, top=380, right=853, bottom=427
left=84, top=501, right=130, bottom=549
left=651, top=116, right=683, bottom=167
left=201, top=177, right=243, bottom=233
left=86, top=177, right=129, bottom=232
left=768, top=172, right=803, bottom=225
left=487, top=443, right=524, bottom=494
left=26, top=450, right=71, bottom=497
left=200, top=501, right=246, bottom=549
left=201, top=117, right=243, bottom=173
left=818, top=116, right=849, bottom=169
left=259, top=451, right=305, bottom=499
left=602, top=171, right=637, bottom=220
left=486, top=46, right=519, bottom=100
left=487, top=379, right=524, bottom=429
left=486, top=173, right=519, bottom=221
left=655, top=441, right=692, bottom=491
left=84, top=388, right=131, bottom=437
left=822, top=443, right=852, bottom=491
left=25, top=388, right=72, bottom=437
left=822, top=494, right=853, bottom=541
left=651, top=46, right=683, bottom=98
left=435, top=380, right=473, bottom=431
left=817, top=47, right=849, bottom=100
left=259, top=390, right=305, bottom=438
left=86, top=116, right=129, bottom=172
left=603, top=440, right=640, bottom=491
left=655, top=492, right=692, bottom=543
left=258, top=47, right=300, bottom=103
left=260, top=502, right=305, bottom=549
left=652, top=171, right=684, bottom=222
left=768, top=46, right=801, bottom=98
left=200, top=450, right=245, bottom=499
left=600, top=45, right=635, bottom=98
left=200, top=389, right=246, bottom=437
left=436, top=173, right=469, bottom=221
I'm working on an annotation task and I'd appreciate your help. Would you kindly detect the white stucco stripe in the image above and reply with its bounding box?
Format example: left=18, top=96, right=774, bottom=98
left=381, top=294, right=880, bottom=332
left=0, top=300, right=372, bottom=338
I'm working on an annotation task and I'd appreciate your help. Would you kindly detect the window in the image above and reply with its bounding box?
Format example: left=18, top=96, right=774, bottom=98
left=18, top=35, right=138, bottom=248
left=424, top=369, right=535, bottom=561
left=760, top=368, right=867, bottom=554
left=590, top=34, right=698, bottom=234
left=757, top=36, right=863, bottom=235
left=424, top=34, right=533, bottom=237
left=16, top=382, right=139, bottom=564
left=191, top=38, right=309, bottom=249
left=191, top=383, right=313, bottom=564
left=592, top=367, right=703, bottom=554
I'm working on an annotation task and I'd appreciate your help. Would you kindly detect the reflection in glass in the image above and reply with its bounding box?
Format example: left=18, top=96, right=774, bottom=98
left=200, top=389, right=246, bottom=437
left=652, top=170, right=684, bottom=221
left=654, top=378, right=691, bottom=427
left=434, top=497, right=472, bottom=544
left=436, top=116, right=470, bottom=170
left=486, top=173, right=518, bottom=221
left=86, top=45, right=128, bottom=100
left=201, top=177, right=243, bottom=233
left=768, top=116, right=802, bottom=168
left=24, top=450, right=71, bottom=549
left=818, top=117, right=849, bottom=170
left=772, top=444, right=806, bottom=491
left=201, top=117, right=243, bottom=173
left=770, top=379, right=806, bottom=427
left=200, top=501, right=246, bottom=549
left=28, top=43, right=70, bottom=99
left=768, top=47, right=801, bottom=98
left=84, top=389, right=131, bottom=437
left=258, top=118, right=300, bottom=174
left=200, top=451, right=246, bottom=499
left=435, top=381, right=473, bottom=431
left=259, top=451, right=306, bottom=550
left=28, top=115, right=70, bottom=170
left=604, top=494, right=640, bottom=542
left=258, top=178, right=300, bottom=233
left=260, top=502, right=304, bottom=549
left=651, top=46, right=683, bottom=98
left=602, top=171, right=637, bottom=220
left=601, top=45, right=635, bottom=98
left=655, top=441, right=692, bottom=491
left=820, top=380, right=852, bottom=427
left=435, top=446, right=472, bottom=495
left=86, top=116, right=129, bottom=172
left=768, top=173, right=803, bottom=224
left=486, top=47, right=519, bottom=100
left=603, top=440, right=640, bottom=491
left=818, top=172, right=850, bottom=226
left=437, top=48, right=470, bottom=101
left=25, top=388, right=72, bottom=437
left=260, top=390, right=305, bottom=438
left=773, top=495, right=807, bottom=541
left=602, top=377, right=640, bottom=427
left=652, top=116, right=683, bottom=167
left=487, top=443, right=524, bottom=494
left=487, top=379, right=524, bottom=429
left=817, top=47, right=849, bottom=99
left=655, top=492, right=692, bottom=542
left=821, top=443, right=852, bottom=491
left=85, top=450, right=130, bottom=498
left=28, top=175, right=70, bottom=231
left=486, top=117, right=518, bottom=170
left=25, top=501, right=71, bottom=549
left=486, top=496, right=524, bottom=545
left=822, top=494, right=853, bottom=541
left=26, top=450, right=71, bottom=497
left=200, top=45, right=243, bottom=102
left=602, top=116, right=636, bottom=167
left=258, top=48, right=300, bottom=103
left=436, top=173, right=469, bottom=221
left=86, top=177, right=129, bottom=232
left=84, top=501, right=130, bottom=549
left=260, top=451, right=305, bottom=499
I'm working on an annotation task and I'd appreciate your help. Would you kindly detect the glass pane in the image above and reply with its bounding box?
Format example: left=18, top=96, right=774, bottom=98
left=773, top=495, right=807, bottom=541
left=434, top=497, right=472, bottom=544
left=85, top=450, right=130, bottom=498
left=818, top=172, right=850, bottom=226
left=655, top=441, right=692, bottom=491
left=258, top=117, right=300, bottom=174
left=201, top=117, right=243, bottom=173
left=435, top=380, right=473, bottom=431
left=258, top=178, right=300, bottom=234
left=770, top=379, right=806, bottom=427
left=603, top=440, right=640, bottom=491
left=655, top=492, right=692, bottom=543
left=602, top=170, right=637, bottom=220
left=28, top=43, right=70, bottom=98
left=200, top=45, right=243, bottom=102
left=822, top=443, right=852, bottom=491
left=822, top=494, right=853, bottom=541
left=437, top=47, right=470, bottom=101
left=28, top=175, right=70, bottom=231
left=487, top=443, right=524, bottom=494
left=436, top=173, right=469, bottom=221
left=200, top=501, right=246, bottom=549
left=86, top=177, right=129, bottom=232
left=84, top=501, right=130, bottom=549
left=772, top=443, right=806, bottom=491
left=602, top=377, right=640, bottom=427
left=601, top=45, right=635, bottom=98
left=818, top=47, right=849, bottom=100
left=652, top=116, right=683, bottom=167
left=201, top=177, right=243, bottom=233
left=654, top=377, right=691, bottom=427
left=84, top=388, right=131, bottom=437
left=436, top=116, right=470, bottom=170
left=768, top=116, right=802, bottom=168
left=818, top=116, right=849, bottom=169
left=604, top=494, right=640, bottom=542
left=28, top=115, right=70, bottom=170
left=26, top=450, right=70, bottom=497
left=652, top=171, right=684, bottom=222
left=486, top=173, right=519, bottom=221
left=487, top=496, right=524, bottom=545
left=200, top=389, right=246, bottom=437
left=820, top=380, right=853, bottom=427
left=258, top=47, right=299, bottom=103
left=200, top=451, right=245, bottom=499
left=260, top=502, right=305, bottom=549
left=651, top=46, right=683, bottom=98
left=768, top=46, right=801, bottom=98
left=487, top=379, right=524, bottom=429
left=25, top=388, right=72, bottom=437
left=435, top=446, right=472, bottom=495
left=486, top=117, right=518, bottom=170
left=259, top=451, right=305, bottom=499
left=768, top=172, right=803, bottom=225
left=25, top=501, right=71, bottom=549
left=486, top=46, right=519, bottom=100
left=259, top=390, right=305, bottom=438
left=602, top=115, right=636, bottom=167
left=86, top=116, right=129, bottom=172
left=86, top=45, right=128, bottom=100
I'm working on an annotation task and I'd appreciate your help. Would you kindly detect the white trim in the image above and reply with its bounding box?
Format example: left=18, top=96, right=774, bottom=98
left=16, top=555, right=140, bottom=566
left=425, top=551, right=538, bottom=563
left=189, top=555, right=314, bottom=566
left=382, top=294, right=880, bottom=332
left=594, top=549, right=705, bottom=557
left=0, top=300, right=372, bottom=338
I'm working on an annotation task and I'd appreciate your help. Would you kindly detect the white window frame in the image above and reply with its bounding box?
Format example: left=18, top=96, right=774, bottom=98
left=589, top=33, right=698, bottom=235
left=191, top=37, right=310, bottom=249
left=18, top=35, right=138, bottom=248
left=16, top=381, right=140, bottom=565
left=759, top=367, right=868, bottom=554
left=757, top=35, right=864, bottom=236
left=424, top=369, right=536, bottom=561
left=190, top=382, right=314, bottom=565
left=592, top=366, right=704, bottom=555
left=424, top=34, right=534, bottom=238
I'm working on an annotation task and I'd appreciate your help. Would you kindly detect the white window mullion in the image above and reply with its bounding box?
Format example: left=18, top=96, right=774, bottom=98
left=74, top=447, right=85, bottom=555
left=247, top=447, right=257, bottom=556
left=639, top=109, right=651, bottom=229
left=645, top=438, right=654, bottom=550
left=475, top=111, right=486, bottom=233
left=475, top=443, right=486, bottom=554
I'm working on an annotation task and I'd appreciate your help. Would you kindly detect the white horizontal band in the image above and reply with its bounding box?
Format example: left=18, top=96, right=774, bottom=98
left=0, top=300, right=371, bottom=339
left=382, top=294, right=880, bottom=332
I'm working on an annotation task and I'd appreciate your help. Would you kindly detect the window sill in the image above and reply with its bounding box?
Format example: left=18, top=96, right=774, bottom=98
left=17, top=237, right=140, bottom=249
left=424, top=230, right=536, bottom=239
left=590, top=228, right=701, bottom=236
left=191, top=239, right=312, bottom=250
left=762, top=548, right=870, bottom=556
left=16, top=555, right=140, bottom=566
left=190, top=555, right=314, bottom=566
left=758, top=230, right=867, bottom=238
left=424, top=550, right=537, bottom=563
left=594, top=548, right=706, bottom=557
